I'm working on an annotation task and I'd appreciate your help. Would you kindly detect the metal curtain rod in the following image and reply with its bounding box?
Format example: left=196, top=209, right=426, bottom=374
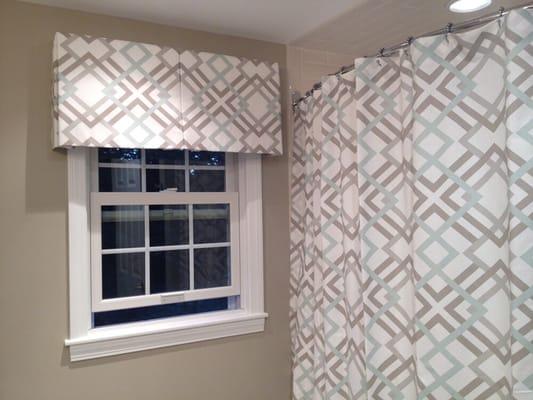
left=292, top=2, right=533, bottom=108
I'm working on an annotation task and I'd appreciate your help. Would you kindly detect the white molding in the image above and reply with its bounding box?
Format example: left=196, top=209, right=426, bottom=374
left=238, top=154, right=264, bottom=314
left=66, top=149, right=265, bottom=361
left=67, top=148, right=92, bottom=338
left=66, top=311, right=267, bottom=361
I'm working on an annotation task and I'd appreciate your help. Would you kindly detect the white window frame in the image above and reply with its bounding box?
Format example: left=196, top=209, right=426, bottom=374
left=64, top=148, right=266, bottom=361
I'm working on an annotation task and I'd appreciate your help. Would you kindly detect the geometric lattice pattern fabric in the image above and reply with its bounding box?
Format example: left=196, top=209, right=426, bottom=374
left=180, top=51, right=282, bottom=154
left=290, top=9, right=532, bottom=399
left=52, top=33, right=282, bottom=155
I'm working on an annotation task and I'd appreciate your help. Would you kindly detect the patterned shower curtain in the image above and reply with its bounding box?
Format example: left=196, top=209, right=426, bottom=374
left=290, top=9, right=532, bottom=399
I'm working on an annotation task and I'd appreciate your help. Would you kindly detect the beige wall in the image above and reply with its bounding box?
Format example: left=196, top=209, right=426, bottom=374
left=0, top=1, right=290, bottom=399
left=287, top=46, right=353, bottom=95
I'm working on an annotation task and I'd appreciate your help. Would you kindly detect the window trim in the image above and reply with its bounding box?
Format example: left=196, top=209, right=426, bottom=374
left=65, top=148, right=266, bottom=361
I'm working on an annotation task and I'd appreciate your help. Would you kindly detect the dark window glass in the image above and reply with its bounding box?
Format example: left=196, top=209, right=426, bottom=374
left=93, top=297, right=232, bottom=327
left=101, top=206, right=144, bottom=249
left=193, top=204, right=229, bottom=244
left=145, top=149, right=185, bottom=165
left=194, top=247, right=230, bottom=289
left=189, top=151, right=225, bottom=166
left=102, top=253, right=145, bottom=299
left=146, top=169, right=185, bottom=192
left=150, top=250, right=189, bottom=293
left=149, top=205, right=189, bottom=246
left=99, top=167, right=141, bottom=192
left=98, top=148, right=141, bottom=164
left=189, top=169, right=225, bottom=192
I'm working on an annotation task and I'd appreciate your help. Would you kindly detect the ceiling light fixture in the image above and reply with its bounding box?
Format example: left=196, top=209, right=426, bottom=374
left=448, top=0, right=492, bottom=13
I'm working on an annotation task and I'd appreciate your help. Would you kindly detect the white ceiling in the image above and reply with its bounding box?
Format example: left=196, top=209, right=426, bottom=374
left=21, top=0, right=529, bottom=52
left=292, top=0, right=528, bottom=56
left=20, top=0, right=368, bottom=43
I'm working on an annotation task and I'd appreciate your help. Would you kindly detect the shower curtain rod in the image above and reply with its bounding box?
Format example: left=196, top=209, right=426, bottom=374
left=292, top=2, right=533, bottom=108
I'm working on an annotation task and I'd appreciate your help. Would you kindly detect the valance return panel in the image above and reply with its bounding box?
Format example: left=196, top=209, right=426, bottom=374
left=52, top=33, right=282, bottom=155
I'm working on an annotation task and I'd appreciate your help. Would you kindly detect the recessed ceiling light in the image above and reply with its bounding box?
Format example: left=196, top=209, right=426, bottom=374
left=449, top=0, right=492, bottom=13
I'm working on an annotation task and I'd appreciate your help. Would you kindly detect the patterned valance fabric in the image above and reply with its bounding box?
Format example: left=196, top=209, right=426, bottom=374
left=52, top=33, right=282, bottom=155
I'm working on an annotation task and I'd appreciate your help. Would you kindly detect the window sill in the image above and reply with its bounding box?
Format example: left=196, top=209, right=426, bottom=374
left=65, top=310, right=268, bottom=361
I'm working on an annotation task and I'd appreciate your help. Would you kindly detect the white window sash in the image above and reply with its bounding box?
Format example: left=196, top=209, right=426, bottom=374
left=90, top=192, right=240, bottom=312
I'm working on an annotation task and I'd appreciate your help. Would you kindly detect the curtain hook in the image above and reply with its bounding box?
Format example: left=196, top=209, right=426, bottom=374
left=445, top=23, right=453, bottom=43
left=498, top=7, right=505, bottom=28
left=406, top=37, right=414, bottom=56
left=377, top=48, right=385, bottom=66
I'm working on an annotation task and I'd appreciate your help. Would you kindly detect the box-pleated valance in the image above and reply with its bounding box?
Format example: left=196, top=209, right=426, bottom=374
left=52, top=33, right=282, bottom=155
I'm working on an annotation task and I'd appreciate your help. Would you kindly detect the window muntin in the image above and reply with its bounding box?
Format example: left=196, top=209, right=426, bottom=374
left=90, top=149, right=240, bottom=314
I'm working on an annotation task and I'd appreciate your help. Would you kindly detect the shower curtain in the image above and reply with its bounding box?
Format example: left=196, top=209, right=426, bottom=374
left=290, top=9, right=532, bottom=400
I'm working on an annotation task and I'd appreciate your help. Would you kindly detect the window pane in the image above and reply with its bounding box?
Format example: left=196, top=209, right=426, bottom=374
left=93, top=297, right=233, bottom=327
left=146, top=149, right=185, bottom=165
left=149, top=205, right=189, bottom=246
left=98, top=148, right=141, bottom=164
left=101, top=206, right=144, bottom=249
left=99, top=167, right=141, bottom=192
left=102, top=253, right=145, bottom=299
left=150, top=250, right=189, bottom=293
left=193, top=204, right=229, bottom=244
left=189, top=151, right=225, bottom=166
left=189, top=170, right=225, bottom=192
left=146, top=169, right=185, bottom=192
left=194, top=247, right=230, bottom=289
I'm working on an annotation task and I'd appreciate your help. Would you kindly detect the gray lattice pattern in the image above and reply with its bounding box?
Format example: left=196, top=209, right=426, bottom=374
left=290, top=9, right=532, bottom=399
left=52, top=33, right=282, bottom=154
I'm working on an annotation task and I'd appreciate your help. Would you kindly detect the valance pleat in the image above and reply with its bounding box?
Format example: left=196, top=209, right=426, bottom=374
left=52, top=33, right=282, bottom=155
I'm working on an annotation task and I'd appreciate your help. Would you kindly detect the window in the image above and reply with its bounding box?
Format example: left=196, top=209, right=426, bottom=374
left=91, top=149, right=239, bottom=316
left=65, top=148, right=266, bottom=361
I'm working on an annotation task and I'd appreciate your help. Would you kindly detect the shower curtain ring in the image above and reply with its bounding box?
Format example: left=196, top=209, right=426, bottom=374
left=445, top=23, right=453, bottom=43
left=498, top=7, right=505, bottom=28
left=406, top=37, right=414, bottom=55
left=377, top=48, right=385, bottom=66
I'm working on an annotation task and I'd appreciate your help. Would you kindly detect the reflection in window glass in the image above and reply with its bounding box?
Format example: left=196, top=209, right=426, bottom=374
left=194, top=247, right=230, bottom=289
left=98, top=148, right=141, bottom=164
left=193, top=204, right=229, bottom=244
left=99, top=167, right=141, bottom=192
left=145, top=149, right=185, bottom=165
left=189, top=151, right=225, bottom=166
left=149, top=205, right=189, bottom=246
left=101, top=206, right=144, bottom=249
left=150, top=250, right=190, bottom=293
left=102, top=253, right=145, bottom=299
left=146, top=169, right=185, bottom=192
left=189, top=169, right=225, bottom=192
